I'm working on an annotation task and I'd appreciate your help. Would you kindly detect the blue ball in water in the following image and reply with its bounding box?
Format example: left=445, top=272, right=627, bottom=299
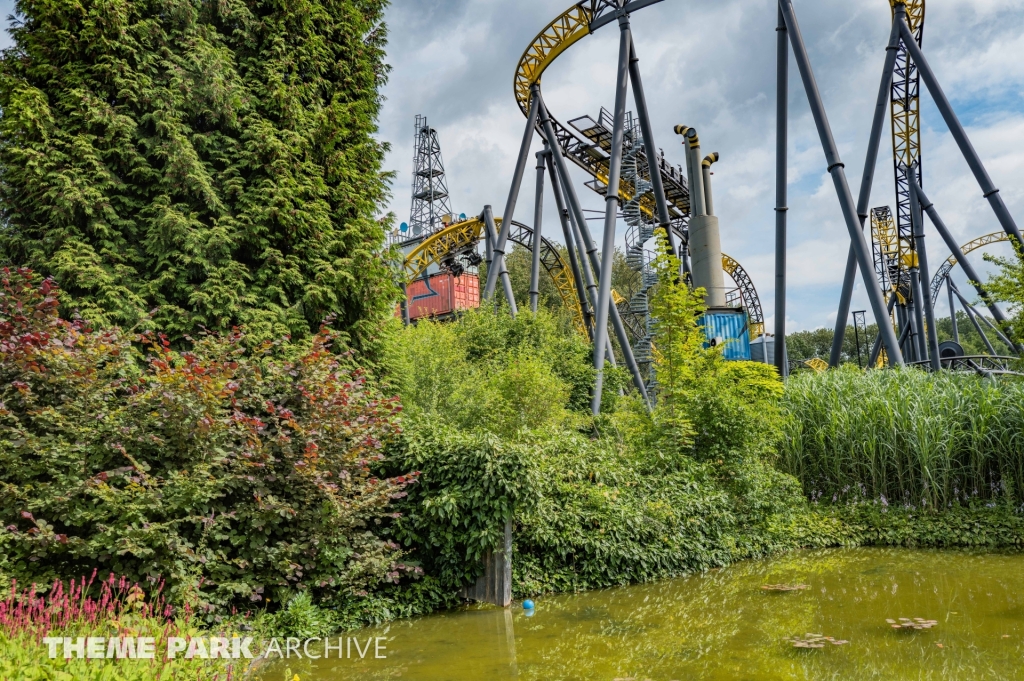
left=522, top=599, right=535, bottom=610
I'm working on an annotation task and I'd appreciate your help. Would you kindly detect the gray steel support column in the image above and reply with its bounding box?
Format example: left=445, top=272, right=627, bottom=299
left=898, top=18, right=1024, bottom=249
left=910, top=268, right=928, bottom=360
left=912, top=180, right=1013, bottom=331
left=529, top=151, right=545, bottom=313
left=538, top=96, right=651, bottom=411
left=780, top=0, right=904, bottom=365
left=554, top=154, right=600, bottom=316
left=951, top=282, right=1015, bottom=351
left=908, top=165, right=941, bottom=369
left=483, top=90, right=540, bottom=303
left=591, top=14, right=633, bottom=415
left=628, top=38, right=678, bottom=258
left=829, top=8, right=905, bottom=367
left=869, top=294, right=899, bottom=366
left=895, top=304, right=913, bottom=361
left=973, top=304, right=1016, bottom=353
left=955, top=286, right=998, bottom=356
left=897, top=319, right=912, bottom=353
left=485, top=217, right=494, bottom=269
left=482, top=206, right=512, bottom=311
left=775, top=6, right=790, bottom=377
left=545, top=151, right=594, bottom=336
left=400, top=283, right=411, bottom=326
left=947, top=278, right=959, bottom=344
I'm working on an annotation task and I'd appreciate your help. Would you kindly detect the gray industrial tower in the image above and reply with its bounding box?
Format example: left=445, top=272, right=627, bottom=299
left=409, top=115, right=453, bottom=239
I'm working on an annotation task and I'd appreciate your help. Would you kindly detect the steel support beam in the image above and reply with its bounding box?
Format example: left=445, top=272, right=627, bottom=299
left=947, top=278, right=959, bottom=344
left=897, top=18, right=1024, bottom=250
left=591, top=14, right=633, bottom=415
left=545, top=150, right=594, bottom=337
left=910, top=267, right=928, bottom=361
left=829, top=8, right=904, bottom=367
left=775, top=5, right=790, bottom=377
left=530, top=151, right=545, bottom=313
left=912, top=180, right=1015, bottom=337
left=780, top=0, right=904, bottom=365
left=954, top=285, right=998, bottom=356
left=908, top=165, right=941, bottom=369
left=483, top=89, right=540, bottom=307
left=628, top=38, right=678, bottom=259
left=538, top=96, right=651, bottom=411
left=482, top=206, right=512, bottom=311
left=952, top=283, right=1015, bottom=352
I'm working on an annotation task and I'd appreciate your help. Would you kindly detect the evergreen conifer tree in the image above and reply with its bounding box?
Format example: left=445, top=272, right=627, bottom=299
left=0, top=0, right=397, bottom=353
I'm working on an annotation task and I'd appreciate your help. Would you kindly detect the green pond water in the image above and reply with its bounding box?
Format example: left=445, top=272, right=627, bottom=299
left=260, top=548, right=1024, bottom=680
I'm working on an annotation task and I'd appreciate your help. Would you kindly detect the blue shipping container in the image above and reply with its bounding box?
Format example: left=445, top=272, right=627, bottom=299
left=699, top=309, right=751, bottom=361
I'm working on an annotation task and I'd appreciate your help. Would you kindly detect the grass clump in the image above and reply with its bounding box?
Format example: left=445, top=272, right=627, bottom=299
left=780, top=366, right=1024, bottom=509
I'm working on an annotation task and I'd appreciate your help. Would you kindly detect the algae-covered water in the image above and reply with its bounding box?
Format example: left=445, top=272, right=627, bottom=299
left=260, top=548, right=1024, bottom=680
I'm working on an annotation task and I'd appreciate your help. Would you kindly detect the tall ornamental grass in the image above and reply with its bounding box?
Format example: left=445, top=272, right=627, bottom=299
left=780, top=367, right=1024, bottom=508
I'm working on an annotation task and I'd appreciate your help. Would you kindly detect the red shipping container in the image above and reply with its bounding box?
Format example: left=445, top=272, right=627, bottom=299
left=398, top=272, right=480, bottom=321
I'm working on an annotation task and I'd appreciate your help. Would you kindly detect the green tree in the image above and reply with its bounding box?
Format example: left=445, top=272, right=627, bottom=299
left=648, top=236, right=784, bottom=462
left=985, top=246, right=1024, bottom=345
left=0, top=0, right=397, bottom=355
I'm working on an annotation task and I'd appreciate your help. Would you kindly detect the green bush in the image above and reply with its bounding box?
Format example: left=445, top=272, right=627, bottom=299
left=385, top=307, right=609, bottom=436
left=386, top=423, right=534, bottom=590
left=382, top=250, right=823, bottom=601
left=647, top=240, right=785, bottom=464
left=780, top=366, right=1024, bottom=508
left=0, top=269, right=413, bottom=618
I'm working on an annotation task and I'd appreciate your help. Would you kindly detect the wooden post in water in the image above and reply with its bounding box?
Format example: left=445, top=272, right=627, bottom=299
left=460, top=518, right=512, bottom=607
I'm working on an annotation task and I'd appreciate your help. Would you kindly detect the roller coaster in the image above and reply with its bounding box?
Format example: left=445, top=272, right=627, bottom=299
left=395, top=0, right=1024, bottom=413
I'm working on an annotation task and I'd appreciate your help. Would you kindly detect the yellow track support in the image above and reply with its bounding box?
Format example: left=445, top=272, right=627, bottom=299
left=889, top=0, right=925, bottom=174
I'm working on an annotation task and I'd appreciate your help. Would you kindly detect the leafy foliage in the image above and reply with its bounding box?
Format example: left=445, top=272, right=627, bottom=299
left=383, top=247, right=817, bottom=601
left=648, top=239, right=785, bottom=464
left=0, top=269, right=412, bottom=618
left=385, top=307, right=609, bottom=435
left=984, top=243, right=1024, bottom=346
left=0, top=0, right=397, bottom=355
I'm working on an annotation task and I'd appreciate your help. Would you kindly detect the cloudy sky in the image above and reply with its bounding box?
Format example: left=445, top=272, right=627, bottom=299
left=0, top=0, right=1021, bottom=333
left=378, top=0, right=1024, bottom=332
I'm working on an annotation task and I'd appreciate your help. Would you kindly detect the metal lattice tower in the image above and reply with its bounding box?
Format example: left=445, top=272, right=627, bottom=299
left=409, top=115, right=453, bottom=239
left=888, top=1, right=925, bottom=298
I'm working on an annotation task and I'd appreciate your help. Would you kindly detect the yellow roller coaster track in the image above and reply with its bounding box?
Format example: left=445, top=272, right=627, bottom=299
left=402, top=217, right=762, bottom=340
left=403, top=216, right=588, bottom=335
left=889, top=0, right=925, bottom=172
left=929, top=231, right=1010, bottom=304
left=876, top=0, right=925, bottom=299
